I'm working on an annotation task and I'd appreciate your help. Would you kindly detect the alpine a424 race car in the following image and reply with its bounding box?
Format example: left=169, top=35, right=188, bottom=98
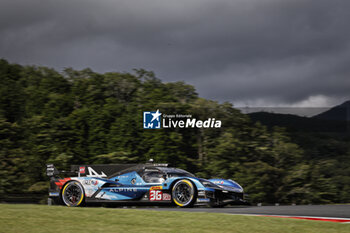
left=47, top=163, right=245, bottom=207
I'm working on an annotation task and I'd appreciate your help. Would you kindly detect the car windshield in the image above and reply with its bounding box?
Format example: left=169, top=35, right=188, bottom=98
left=157, top=167, right=195, bottom=178
left=141, top=169, right=165, bottom=183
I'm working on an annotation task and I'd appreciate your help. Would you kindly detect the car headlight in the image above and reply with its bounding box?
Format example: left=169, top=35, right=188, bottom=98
left=200, top=180, right=216, bottom=187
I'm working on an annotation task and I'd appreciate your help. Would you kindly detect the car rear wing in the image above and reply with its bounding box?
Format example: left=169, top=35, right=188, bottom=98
left=46, top=164, right=76, bottom=177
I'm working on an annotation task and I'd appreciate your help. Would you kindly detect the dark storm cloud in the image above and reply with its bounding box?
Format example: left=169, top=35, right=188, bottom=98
left=1, top=0, right=350, bottom=106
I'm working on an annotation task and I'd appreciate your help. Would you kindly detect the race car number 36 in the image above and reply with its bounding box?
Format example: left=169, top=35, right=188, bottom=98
left=149, top=190, right=162, bottom=201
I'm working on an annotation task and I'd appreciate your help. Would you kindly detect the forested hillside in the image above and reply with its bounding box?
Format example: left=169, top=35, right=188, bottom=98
left=0, top=59, right=349, bottom=204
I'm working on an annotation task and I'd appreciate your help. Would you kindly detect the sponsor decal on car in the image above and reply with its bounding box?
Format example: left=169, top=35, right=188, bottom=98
left=49, top=192, right=60, bottom=197
left=110, top=188, right=137, bottom=192
left=79, top=166, right=85, bottom=174
left=83, top=179, right=98, bottom=185
left=162, top=193, right=171, bottom=201
left=92, top=180, right=98, bottom=185
left=197, top=198, right=210, bottom=203
left=213, top=181, right=224, bottom=184
left=150, top=186, right=163, bottom=190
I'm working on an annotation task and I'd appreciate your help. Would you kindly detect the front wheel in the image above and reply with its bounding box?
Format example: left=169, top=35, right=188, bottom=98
left=172, top=179, right=196, bottom=207
left=61, top=181, right=85, bottom=207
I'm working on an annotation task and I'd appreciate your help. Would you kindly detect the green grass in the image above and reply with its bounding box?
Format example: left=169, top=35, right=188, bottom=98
left=0, top=204, right=349, bottom=233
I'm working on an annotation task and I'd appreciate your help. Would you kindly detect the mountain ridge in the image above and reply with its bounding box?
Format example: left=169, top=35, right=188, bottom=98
left=248, top=100, right=350, bottom=133
left=313, top=100, right=350, bottom=121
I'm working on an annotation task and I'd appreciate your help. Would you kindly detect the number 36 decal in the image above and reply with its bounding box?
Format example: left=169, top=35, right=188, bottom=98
left=149, top=190, right=162, bottom=201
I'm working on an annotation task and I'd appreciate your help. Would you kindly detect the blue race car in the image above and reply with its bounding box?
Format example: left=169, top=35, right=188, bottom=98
left=47, top=162, right=244, bottom=207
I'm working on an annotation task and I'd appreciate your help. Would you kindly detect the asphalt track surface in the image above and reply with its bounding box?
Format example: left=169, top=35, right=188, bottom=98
left=137, top=205, right=350, bottom=218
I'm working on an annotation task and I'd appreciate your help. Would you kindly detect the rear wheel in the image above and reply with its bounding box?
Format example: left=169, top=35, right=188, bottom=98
left=172, top=179, right=196, bottom=207
left=61, top=181, right=85, bottom=207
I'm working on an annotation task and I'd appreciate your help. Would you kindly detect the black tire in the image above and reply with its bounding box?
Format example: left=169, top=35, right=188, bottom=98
left=172, top=179, right=196, bottom=207
left=61, top=181, right=85, bottom=207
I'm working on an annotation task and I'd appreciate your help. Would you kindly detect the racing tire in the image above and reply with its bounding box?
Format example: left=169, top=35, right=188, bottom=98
left=171, top=179, right=196, bottom=207
left=61, top=181, right=85, bottom=207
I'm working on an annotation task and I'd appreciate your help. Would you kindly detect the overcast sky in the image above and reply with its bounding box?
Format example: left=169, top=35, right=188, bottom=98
left=1, top=0, right=350, bottom=108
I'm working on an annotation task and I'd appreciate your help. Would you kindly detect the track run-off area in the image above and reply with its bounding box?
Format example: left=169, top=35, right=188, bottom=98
left=136, top=204, right=350, bottom=223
